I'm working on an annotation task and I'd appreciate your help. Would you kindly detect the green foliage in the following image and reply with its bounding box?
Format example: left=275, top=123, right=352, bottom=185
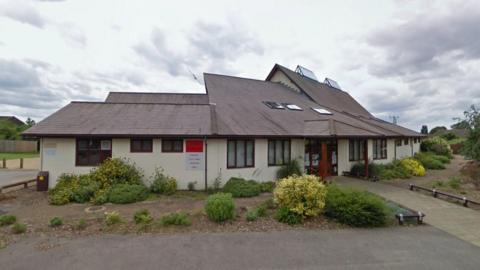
left=255, top=203, right=268, bottom=217
left=11, top=223, right=27, bottom=234
left=274, top=175, right=326, bottom=217
left=440, top=132, right=458, bottom=141
left=89, top=158, right=144, bottom=189
left=259, top=181, right=275, bottom=193
left=429, top=126, right=447, bottom=135
left=246, top=210, right=258, bottom=222
left=324, top=185, right=389, bottom=227
left=415, top=152, right=447, bottom=169
left=108, top=184, right=149, bottom=204
left=133, top=209, right=153, bottom=224
left=105, top=211, right=121, bottom=226
left=376, top=161, right=412, bottom=180
left=432, top=177, right=461, bottom=190
left=204, top=193, right=235, bottom=223
left=150, top=168, right=177, bottom=195
left=0, top=215, right=16, bottom=226
left=49, top=217, right=63, bottom=227
left=159, top=212, right=191, bottom=226
left=274, top=207, right=302, bottom=225
left=276, top=159, right=302, bottom=179
left=223, top=177, right=261, bottom=198
left=0, top=120, right=29, bottom=140
left=420, top=137, right=453, bottom=158
left=76, top=219, right=87, bottom=230
left=187, top=181, right=196, bottom=191
left=459, top=105, right=480, bottom=161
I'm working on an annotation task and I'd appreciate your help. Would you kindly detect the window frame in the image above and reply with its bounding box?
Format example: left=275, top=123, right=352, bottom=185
left=75, top=138, right=112, bottom=166
left=130, top=138, right=153, bottom=153
left=268, top=139, right=291, bottom=166
left=373, top=139, right=387, bottom=160
left=404, top=138, right=409, bottom=145
left=227, top=139, right=255, bottom=169
left=161, top=139, right=184, bottom=153
left=349, top=139, right=365, bottom=162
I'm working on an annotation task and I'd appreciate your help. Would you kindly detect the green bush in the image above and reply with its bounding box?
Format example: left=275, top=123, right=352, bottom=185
left=159, top=212, right=191, bottom=226
left=0, top=215, right=16, bottom=226
left=71, top=175, right=99, bottom=203
left=187, top=181, right=196, bottom=191
left=324, top=185, right=389, bottom=227
left=11, top=223, right=27, bottom=234
left=274, top=207, right=302, bottom=225
left=150, top=168, right=177, bottom=195
left=276, top=159, right=303, bottom=179
left=105, top=211, right=121, bottom=226
left=246, top=210, right=258, bottom=222
left=49, top=217, right=63, bottom=227
left=223, top=177, right=261, bottom=198
left=420, top=137, right=453, bottom=158
left=259, top=181, right=275, bottom=193
left=134, top=209, right=153, bottom=224
left=108, top=184, right=149, bottom=204
left=255, top=203, right=268, bottom=217
left=415, top=152, right=446, bottom=170
left=91, top=188, right=110, bottom=205
left=89, top=158, right=144, bottom=188
left=204, top=193, right=235, bottom=222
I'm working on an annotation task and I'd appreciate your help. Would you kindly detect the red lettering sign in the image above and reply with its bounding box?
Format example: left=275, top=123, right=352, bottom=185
left=186, top=140, right=204, bottom=152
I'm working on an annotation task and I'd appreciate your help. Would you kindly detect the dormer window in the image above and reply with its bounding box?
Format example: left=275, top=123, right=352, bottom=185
left=263, top=101, right=285, bottom=109
left=312, top=107, right=333, bottom=115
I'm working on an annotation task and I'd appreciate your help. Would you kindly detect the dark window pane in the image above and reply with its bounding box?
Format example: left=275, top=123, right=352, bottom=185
left=283, top=140, right=290, bottom=163
left=78, top=140, right=89, bottom=150
left=236, top=140, right=245, bottom=167
left=142, top=140, right=152, bottom=152
left=246, top=141, right=254, bottom=166
left=132, top=140, right=142, bottom=152
left=228, top=141, right=236, bottom=167
left=173, top=140, right=183, bottom=152
left=268, top=140, right=275, bottom=165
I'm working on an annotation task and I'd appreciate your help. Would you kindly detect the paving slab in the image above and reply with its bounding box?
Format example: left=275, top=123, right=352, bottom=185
left=336, top=176, right=480, bottom=247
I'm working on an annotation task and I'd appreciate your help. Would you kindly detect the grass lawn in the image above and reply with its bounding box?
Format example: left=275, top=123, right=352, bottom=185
left=0, top=152, right=39, bottom=160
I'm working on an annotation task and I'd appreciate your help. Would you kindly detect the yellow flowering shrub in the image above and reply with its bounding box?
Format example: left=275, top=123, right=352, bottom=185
left=400, top=158, right=426, bottom=176
left=273, top=175, right=327, bottom=217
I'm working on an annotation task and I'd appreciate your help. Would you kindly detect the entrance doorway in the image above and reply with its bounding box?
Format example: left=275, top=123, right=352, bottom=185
left=304, top=139, right=338, bottom=178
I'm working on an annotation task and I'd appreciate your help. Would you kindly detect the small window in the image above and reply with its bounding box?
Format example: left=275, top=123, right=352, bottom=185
left=395, top=139, right=402, bottom=147
left=76, top=138, right=112, bottom=166
left=282, top=103, right=303, bottom=111
left=162, top=139, right=183, bottom=152
left=349, top=139, right=365, bottom=161
left=373, top=139, right=387, bottom=160
left=263, top=101, right=285, bottom=110
left=268, top=139, right=291, bottom=166
left=404, top=138, right=409, bottom=145
left=130, top=138, right=153, bottom=152
left=227, top=139, right=255, bottom=168
left=312, top=107, right=333, bottom=115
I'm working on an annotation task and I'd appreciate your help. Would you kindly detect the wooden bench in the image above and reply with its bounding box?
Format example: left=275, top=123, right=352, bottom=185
left=395, top=211, right=425, bottom=225
left=0, top=179, right=36, bottom=193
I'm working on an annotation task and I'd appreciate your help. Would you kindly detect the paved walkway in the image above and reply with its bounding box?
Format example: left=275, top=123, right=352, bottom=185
left=0, top=169, right=38, bottom=187
left=2, top=227, right=480, bottom=270
left=336, top=177, right=480, bottom=247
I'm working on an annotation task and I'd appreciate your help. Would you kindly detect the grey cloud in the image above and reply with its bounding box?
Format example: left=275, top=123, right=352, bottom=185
left=0, top=3, right=47, bottom=28
left=57, top=23, right=87, bottom=48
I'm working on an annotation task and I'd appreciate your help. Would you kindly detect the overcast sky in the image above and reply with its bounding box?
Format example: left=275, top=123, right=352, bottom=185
left=1, top=0, right=479, bottom=131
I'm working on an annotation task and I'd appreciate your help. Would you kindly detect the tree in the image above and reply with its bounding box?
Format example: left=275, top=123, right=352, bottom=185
left=429, top=126, right=447, bottom=135
left=421, top=125, right=428, bottom=134
left=26, top=117, right=36, bottom=127
left=451, top=119, right=469, bottom=129
left=461, top=105, right=480, bottom=161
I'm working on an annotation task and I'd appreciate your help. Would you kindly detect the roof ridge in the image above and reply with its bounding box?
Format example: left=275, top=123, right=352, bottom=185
left=204, top=72, right=275, bottom=84
left=71, top=101, right=211, bottom=106
left=108, top=91, right=206, bottom=95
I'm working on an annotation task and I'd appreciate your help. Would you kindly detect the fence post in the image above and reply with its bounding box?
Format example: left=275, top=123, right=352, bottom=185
left=2, top=158, right=5, bottom=169
left=20, top=158, right=23, bottom=169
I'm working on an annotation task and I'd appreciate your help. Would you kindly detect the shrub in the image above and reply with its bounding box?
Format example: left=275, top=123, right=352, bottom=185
left=91, top=188, right=110, bottom=205
left=105, top=211, right=121, bottom=226
left=71, top=175, right=99, bottom=203
left=223, top=177, right=261, bottom=198
left=274, top=175, right=326, bottom=217
left=159, top=212, right=191, bottom=226
left=377, top=161, right=412, bottom=180
left=324, top=185, right=389, bottom=227
left=134, top=209, right=153, bottom=224
left=259, top=181, right=275, bottom=193
left=89, top=158, right=144, bottom=188
left=274, top=207, right=302, bottom=225
left=108, top=184, right=149, bottom=204
left=11, top=223, right=27, bottom=234
left=400, top=158, right=426, bottom=176
left=187, top=181, right=196, bottom=191
left=150, top=168, right=177, bottom=195
left=76, top=219, right=87, bottom=230
left=415, top=152, right=446, bottom=170
left=276, top=159, right=303, bottom=179
left=49, top=217, right=63, bottom=227
left=0, top=215, right=16, bottom=226
left=204, top=193, right=235, bottom=222
left=246, top=210, right=258, bottom=222
left=255, top=203, right=268, bottom=217
left=420, top=137, right=453, bottom=158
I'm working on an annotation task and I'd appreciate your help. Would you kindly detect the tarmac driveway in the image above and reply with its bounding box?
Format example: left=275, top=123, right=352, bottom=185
left=0, top=169, right=38, bottom=187
left=1, top=226, right=480, bottom=270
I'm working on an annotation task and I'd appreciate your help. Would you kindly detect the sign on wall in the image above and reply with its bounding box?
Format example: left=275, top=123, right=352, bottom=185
left=44, top=143, right=57, bottom=156
left=185, top=140, right=204, bottom=170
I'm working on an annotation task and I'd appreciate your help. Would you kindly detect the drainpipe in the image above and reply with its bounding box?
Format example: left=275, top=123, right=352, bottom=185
left=40, top=137, right=44, bottom=171
left=410, top=138, right=414, bottom=156
left=204, top=136, right=208, bottom=191
left=394, top=138, right=397, bottom=160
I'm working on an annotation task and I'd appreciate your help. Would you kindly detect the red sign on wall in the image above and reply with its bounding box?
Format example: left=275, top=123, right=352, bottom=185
left=186, top=140, right=204, bottom=152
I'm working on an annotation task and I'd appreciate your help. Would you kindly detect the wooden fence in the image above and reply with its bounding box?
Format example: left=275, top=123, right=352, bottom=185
left=0, top=140, right=37, bottom=153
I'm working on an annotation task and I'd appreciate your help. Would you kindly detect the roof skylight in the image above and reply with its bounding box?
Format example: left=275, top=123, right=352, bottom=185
left=295, top=65, right=318, bottom=81
left=263, top=101, right=285, bottom=110
left=324, top=78, right=342, bottom=90
left=312, top=107, right=333, bottom=115
left=282, top=103, right=303, bottom=111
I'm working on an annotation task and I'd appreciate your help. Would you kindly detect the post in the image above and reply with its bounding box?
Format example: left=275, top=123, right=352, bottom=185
left=364, top=140, right=369, bottom=179
left=20, top=158, right=23, bottom=169
left=2, top=158, right=5, bottom=169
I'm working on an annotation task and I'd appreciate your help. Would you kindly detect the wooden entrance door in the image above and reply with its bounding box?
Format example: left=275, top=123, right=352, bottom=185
left=305, top=139, right=338, bottom=177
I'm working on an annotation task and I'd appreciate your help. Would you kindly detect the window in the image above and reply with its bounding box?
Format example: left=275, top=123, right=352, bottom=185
left=349, top=139, right=365, bottom=161
left=282, top=103, right=303, bottom=111
left=227, top=139, right=254, bottom=168
left=373, top=139, right=387, bottom=160
left=130, top=138, right=152, bottom=152
left=395, top=139, right=402, bottom=147
left=312, top=107, right=333, bottom=115
left=414, top=138, right=419, bottom=144
left=263, top=101, right=285, bottom=110
left=404, top=138, right=409, bottom=145
left=76, top=138, right=111, bottom=166
left=162, top=139, right=183, bottom=152
left=268, top=139, right=290, bottom=166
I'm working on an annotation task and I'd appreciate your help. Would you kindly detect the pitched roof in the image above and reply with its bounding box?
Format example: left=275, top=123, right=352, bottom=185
left=23, top=102, right=211, bottom=136
left=105, top=92, right=209, bottom=104
left=0, top=116, right=25, bottom=126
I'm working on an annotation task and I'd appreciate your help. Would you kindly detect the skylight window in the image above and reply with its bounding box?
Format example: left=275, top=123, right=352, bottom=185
left=312, top=107, right=333, bottom=115
left=263, top=101, right=285, bottom=110
left=324, top=78, right=342, bottom=90
left=295, top=65, right=318, bottom=81
left=282, top=103, right=303, bottom=111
